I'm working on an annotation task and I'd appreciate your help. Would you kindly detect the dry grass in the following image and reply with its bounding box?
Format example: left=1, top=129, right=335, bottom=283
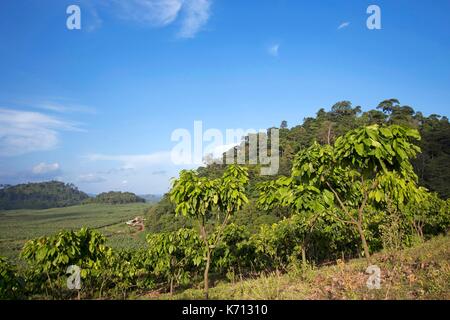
left=154, top=234, right=450, bottom=300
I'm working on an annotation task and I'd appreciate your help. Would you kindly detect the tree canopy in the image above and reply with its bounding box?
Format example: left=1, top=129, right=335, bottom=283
left=0, top=181, right=89, bottom=210
left=258, top=124, right=423, bottom=262
left=86, top=191, right=146, bottom=205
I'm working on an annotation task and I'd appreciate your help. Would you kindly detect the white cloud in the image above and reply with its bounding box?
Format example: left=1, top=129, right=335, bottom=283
left=85, top=151, right=172, bottom=169
left=212, top=143, right=238, bottom=158
left=14, top=98, right=97, bottom=114
left=35, top=101, right=96, bottom=114
left=84, top=3, right=103, bottom=32
left=202, top=142, right=239, bottom=165
left=112, top=0, right=212, bottom=38
left=0, top=108, right=82, bottom=157
left=268, top=44, right=280, bottom=57
left=0, top=162, right=62, bottom=184
left=78, top=173, right=106, bottom=183
left=178, top=0, right=211, bottom=38
left=338, top=21, right=350, bottom=30
left=32, top=162, right=60, bottom=175
left=115, top=0, right=182, bottom=26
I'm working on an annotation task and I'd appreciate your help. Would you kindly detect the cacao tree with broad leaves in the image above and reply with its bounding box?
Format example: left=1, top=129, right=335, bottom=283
left=402, top=191, right=450, bottom=241
left=0, top=256, right=23, bottom=299
left=21, top=228, right=112, bottom=297
left=258, top=125, right=423, bottom=263
left=146, top=228, right=203, bottom=295
left=169, top=164, right=249, bottom=299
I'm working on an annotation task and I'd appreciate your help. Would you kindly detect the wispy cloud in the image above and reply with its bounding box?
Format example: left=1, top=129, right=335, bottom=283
left=78, top=173, right=106, bottom=184
left=268, top=44, right=280, bottom=57
left=111, top=0, right=212, bottom=38
left=337, top=21, right=350, bottom=30
left=13, top=98, right=97, bottom=114
left=32, top=162, right=60, bottom=175
left=84, top=2, right=103, bottom=32
left=113, top=0, right=182, bottom=26
left=0, top=108, right=82, bottom=157
left=178, top=0, right=212, bottom=38
left=209, top=143, right=238, bottom=158
left=0, top=162, right=62, bottom=184
left=85, top=151, right=172, bottom=169
left=34, top=101, right=96, bottom=114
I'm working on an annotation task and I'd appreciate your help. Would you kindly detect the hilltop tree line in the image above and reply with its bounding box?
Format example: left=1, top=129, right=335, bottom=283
left=0, top=181, right=89, bottom=210
left=84, top=191, right=146, bottom=205
left=0, top=182, right=146, bottom=210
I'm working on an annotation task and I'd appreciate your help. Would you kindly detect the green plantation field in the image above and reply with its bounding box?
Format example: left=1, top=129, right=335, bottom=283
left=0, top=203, right=152, bottom=261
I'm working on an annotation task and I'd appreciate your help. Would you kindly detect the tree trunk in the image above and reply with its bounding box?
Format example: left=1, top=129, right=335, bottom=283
left=418, top=224, right=424, bottom=240
left=301, top=246, right=307, bottom=269
left=357, top=223, right=371, bottom=264
left=199, top=221, right=211, bottom=300
left=204, top=249, right=211, bottom=300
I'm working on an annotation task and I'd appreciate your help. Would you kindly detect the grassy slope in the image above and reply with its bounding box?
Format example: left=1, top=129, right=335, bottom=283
left=160, top=235, right=450, bottom=300
left=0, top=203, right=152, bottom=261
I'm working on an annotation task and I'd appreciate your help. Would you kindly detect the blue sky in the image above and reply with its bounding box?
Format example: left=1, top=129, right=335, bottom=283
left=1, top=0, right=449, bottom=194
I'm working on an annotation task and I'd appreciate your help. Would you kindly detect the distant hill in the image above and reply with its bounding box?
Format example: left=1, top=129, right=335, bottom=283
left=138, top=194, right=162, bottom=203
left=85, top=191, right=146, bottom=205
left=0, top=181, right=89, bottom=210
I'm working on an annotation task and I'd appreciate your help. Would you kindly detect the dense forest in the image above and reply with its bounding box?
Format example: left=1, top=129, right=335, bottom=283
left=0, top=181, right=89, bottom=210
left=148, top=99, right=450, bottom=233
left=84, top=191, right=146, bottom=205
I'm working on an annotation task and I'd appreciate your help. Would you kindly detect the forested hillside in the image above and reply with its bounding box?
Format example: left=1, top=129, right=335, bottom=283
left=85, top=191, right=146, bottom=205
left=0, top=181, right=89, bottom=210
left=147, top=99, right=450, bottom=233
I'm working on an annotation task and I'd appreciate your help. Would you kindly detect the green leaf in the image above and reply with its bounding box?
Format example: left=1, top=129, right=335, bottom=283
left=355, top=143, right=365, bottom=156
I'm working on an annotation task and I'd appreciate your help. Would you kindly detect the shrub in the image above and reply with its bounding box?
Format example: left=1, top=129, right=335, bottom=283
left=21, top=228, right=112, bottom=298
left=0, top=257, right=23, bottom=299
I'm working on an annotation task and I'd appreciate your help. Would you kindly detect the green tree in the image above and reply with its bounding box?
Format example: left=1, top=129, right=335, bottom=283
left=146, top=228, right=203, bottom=295
left=86, top=191, right=145, bottom=204
left=169, top=164, right=249, bottom=298
left=21, top=228, right=112, bottom=298
left=0, top=257, right=23, bottom=299
left=377, top=98, right=400, bottom=114
left=258, top=125, right=422, bottom=263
